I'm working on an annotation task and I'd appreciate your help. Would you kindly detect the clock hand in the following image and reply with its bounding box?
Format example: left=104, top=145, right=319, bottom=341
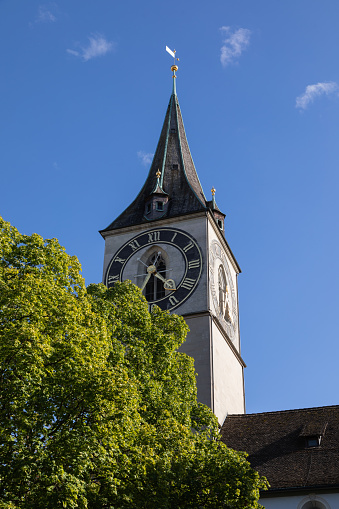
left=163, top=279, right=176, bottom=290
left=153, top=251, right=162, bottom=267
left=154, top=271, right=166, bottom=283
left=140, top=272, right=151, bottom=291
left=154, top=272, right=176, bottom=290
left=137, top=258, right=149, bottom=268
left=134, top=268, right=173, bottom=277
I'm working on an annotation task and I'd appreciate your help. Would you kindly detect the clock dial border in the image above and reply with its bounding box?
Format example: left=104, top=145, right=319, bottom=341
left=209, top=240, right=238, bottom=342
left=105, top=227, right=203, bottom=311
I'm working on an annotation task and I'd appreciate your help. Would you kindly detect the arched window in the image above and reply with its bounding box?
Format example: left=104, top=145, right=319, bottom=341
left=301, top=503, right=328, bottom=509
left=145, top=253, right=166, bottom=301
left=298, top=496, right=331, bottom=509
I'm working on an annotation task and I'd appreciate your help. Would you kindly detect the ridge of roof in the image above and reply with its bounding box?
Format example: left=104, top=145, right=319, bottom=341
left=225, top=404, right=339, bottom=419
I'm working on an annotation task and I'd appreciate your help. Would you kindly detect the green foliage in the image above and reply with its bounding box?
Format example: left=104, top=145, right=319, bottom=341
left=0, top=217, right=267, bottom=508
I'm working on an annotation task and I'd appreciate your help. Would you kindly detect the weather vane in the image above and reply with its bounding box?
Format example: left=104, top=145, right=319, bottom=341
left=166, top=46, right=179, bottom=78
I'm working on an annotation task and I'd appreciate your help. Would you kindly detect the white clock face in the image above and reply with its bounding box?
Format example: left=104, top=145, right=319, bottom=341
left=209, top=240, right=237, bottom=342
left=105, top=228, right=203, bottom=312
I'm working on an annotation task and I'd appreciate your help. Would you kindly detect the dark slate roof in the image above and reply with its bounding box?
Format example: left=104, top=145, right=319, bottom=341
left=220, top=405, right=339, bottom=491
left=101, top=88, right=208, bottom=233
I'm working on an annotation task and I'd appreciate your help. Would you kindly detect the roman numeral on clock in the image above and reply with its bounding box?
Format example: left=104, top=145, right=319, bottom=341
left=181, top=278, right=196, bottom=290
left=113, top=256, right=125, bottom=264
left=188, top=259, right=200, bottom=269
left=129, top=239, right=140, bottom=251
left=148, top=231, right=160, bottom=242
left=108, top=274, right=119, bottom=284
left=169, top=295, right=179, bottom=306
left=183, top=242, right=193, bottom=253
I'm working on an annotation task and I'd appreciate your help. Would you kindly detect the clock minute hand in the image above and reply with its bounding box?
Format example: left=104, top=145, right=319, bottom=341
left=140, top=272, right=151, bottom=291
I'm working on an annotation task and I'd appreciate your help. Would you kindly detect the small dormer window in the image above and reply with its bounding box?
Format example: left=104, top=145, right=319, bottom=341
left=217, top=219, right=223, bottom=230
left=300, top=422, right=327, bottom=449
left=172, top=164, right=178, bottom=170
left=156, top=201, right=164, bottom=211
left=170, top=128, right=176, bottom=134
left=305, top=436, right=321, bottom=448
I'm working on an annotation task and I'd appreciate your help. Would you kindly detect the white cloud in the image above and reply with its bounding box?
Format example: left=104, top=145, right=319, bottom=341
left=220, top=26, right=251, bottom=67
left=296, top=81, right=339, bottom=110
left=66, top=49, right=80, bottom=57
left=36, top=4, right=57, bottom=23
left=137, top=151, right=154, bottom=166
left=67, top=34, right=115, bottom=62
left=82, top=34, right=115, bottom=61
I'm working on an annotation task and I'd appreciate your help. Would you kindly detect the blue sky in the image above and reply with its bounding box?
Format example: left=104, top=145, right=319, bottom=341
left=1, top=0, right=339, bottom=415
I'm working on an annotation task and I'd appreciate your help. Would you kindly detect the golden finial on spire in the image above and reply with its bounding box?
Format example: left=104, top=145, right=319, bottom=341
left=156, top=169, right=161, bottom=179
left=171, top=64, right=179, bottom=76
left=211, top=187, right=216, bottom=196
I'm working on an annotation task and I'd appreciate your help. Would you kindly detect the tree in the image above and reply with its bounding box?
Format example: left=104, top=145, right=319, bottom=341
left=0, top=217, right=267, bottom=508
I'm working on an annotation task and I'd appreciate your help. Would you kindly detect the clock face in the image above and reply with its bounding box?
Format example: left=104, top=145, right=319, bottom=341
left=209, top=240, right=237, bottom=342
left=105, top=227, right=202, bottom=311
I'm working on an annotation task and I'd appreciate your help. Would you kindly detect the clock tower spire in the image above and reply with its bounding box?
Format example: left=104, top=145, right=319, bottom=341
left=100, top=58, right=245, bottom=424
left=101, top=55, right=207, bottom=233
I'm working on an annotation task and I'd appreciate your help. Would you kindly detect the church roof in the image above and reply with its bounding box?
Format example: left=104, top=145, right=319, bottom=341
left=221, top=405, right=339, bottom=492
left=101, top=80, right=208, bottom=233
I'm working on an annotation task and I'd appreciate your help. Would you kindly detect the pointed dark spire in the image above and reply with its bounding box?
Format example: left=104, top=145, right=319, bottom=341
left=101, top=76, right=208, bottom=233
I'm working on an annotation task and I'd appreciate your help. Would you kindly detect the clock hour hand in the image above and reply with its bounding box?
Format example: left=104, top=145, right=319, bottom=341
left=154, top=272, right=176, bottom=290
left=163, top=279, right=176, bottom=290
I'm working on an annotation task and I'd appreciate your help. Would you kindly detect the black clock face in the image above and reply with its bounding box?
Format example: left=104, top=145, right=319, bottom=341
left=105, top=227, right=202, bottom=311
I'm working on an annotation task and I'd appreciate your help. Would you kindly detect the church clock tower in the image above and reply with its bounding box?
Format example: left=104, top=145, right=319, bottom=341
left=100, top=61, right=245, bottom=424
